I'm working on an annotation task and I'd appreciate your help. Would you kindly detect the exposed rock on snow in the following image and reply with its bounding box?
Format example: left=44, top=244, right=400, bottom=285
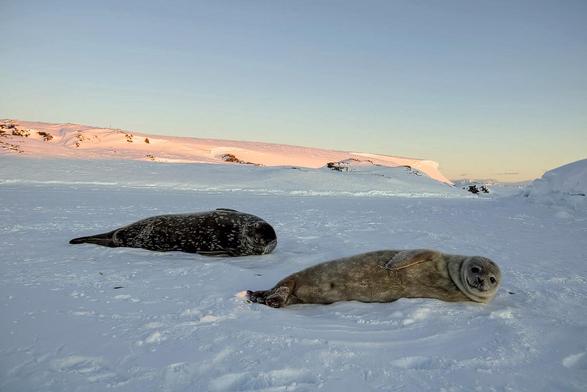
left=466, top=184, right=490, bottom=195
left=37, top=131, right=54, bottom=141
left=220, top=153, right=260, bottom=166
left=453, top=179, right=492, bottom=195
left=324, top=159, right=428, bottom=185
left=326, top=158, right=372, bottom=172
left=0, top=122, right=27, bottom=153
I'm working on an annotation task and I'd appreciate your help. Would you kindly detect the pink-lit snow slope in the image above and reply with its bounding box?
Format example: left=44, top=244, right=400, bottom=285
left=0, top=119, right=452, bottom=184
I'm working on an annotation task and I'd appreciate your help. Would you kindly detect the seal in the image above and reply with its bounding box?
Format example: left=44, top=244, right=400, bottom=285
left=69, top=208, right=277, bottom=256
left=247, top=249, right=500, bottom=307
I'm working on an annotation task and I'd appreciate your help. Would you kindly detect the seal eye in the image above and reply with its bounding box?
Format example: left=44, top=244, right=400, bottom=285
left=490, top=276, right=496, bottom=284
left=471, top=267, right=480, bottom=274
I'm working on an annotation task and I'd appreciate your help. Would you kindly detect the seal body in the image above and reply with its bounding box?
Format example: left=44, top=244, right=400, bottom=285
left=247, top=249, right=500, bottom=307
left=69, top=208, right=277, bottom=256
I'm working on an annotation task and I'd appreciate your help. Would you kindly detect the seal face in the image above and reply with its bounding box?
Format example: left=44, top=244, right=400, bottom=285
left=69, top=208, right=277, bottom=257
left=247, top=249, right=501, bottom=307
left=448, top=256, right=501, bottom=303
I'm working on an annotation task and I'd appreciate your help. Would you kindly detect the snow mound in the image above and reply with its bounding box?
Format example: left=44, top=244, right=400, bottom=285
left=522, top=159, right=587, bottom=211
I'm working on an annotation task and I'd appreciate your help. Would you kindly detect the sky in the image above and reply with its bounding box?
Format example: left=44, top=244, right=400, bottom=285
left=1, top=0, right=586, bottom=181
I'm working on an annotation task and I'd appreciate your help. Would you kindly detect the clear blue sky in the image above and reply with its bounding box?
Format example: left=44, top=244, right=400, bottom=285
left=1, top=0, right=586, bottom=181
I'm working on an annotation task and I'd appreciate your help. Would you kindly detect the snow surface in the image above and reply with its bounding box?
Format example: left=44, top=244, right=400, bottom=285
left=522, top=159, right=587, bottom=211
left=1, top=156, right=586, bottom=391
left=0, top=157, right=459, bottom=199
left=0, top=120, right=452, bottom=184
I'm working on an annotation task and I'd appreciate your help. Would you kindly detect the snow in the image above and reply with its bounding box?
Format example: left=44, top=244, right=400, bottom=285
left=1, top=156, right=586, bottom=391
left=0, top=157, right=460, bottom=199
left=0, top=119, right=453, bottom=184
left=522, top=159, right=587, bottom=211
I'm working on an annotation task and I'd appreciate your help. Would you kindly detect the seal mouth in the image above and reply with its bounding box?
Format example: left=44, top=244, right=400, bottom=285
left=466, top=277, right=485, bottom=292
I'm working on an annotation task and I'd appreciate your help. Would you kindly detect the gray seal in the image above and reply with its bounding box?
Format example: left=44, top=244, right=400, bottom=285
left=247, top=249, right=500, bottom=307
left=69, top=208, right=277, bottom=256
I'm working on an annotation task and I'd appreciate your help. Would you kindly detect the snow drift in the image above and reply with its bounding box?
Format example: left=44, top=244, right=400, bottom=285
left=522, top=159, right=587, bottom=211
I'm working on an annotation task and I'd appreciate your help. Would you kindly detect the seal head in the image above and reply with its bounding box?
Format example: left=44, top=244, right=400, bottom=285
left=448, top=256, right=501, bottom=303
left=243, top=221, right=277, bottom=255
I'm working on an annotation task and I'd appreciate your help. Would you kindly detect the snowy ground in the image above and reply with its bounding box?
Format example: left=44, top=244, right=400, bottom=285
left=1, top=157, right=586, bottom=391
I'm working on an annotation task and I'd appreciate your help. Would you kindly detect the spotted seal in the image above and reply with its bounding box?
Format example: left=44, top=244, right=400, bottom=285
left=69, top=208, right=277, bottom=256
left=247, top=249, right=500, bottom=307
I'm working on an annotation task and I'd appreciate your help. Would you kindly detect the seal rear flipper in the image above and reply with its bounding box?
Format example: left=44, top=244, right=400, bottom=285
left=248, top=278, right=296, bottom=308
left=246, top=290, right=270, bottom=304
left=69, top=231, right=116, bottom=247
left=264, top=287, right=292, bottom=308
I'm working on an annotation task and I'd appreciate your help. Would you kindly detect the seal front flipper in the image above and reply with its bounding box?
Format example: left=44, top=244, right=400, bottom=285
left=196, top=250, right=235, bottom=257
left=215, top=208, right=239, bottom=212
left=69, top=231, right=116, bottom=247
left=384, top=249, right=441, bottom=271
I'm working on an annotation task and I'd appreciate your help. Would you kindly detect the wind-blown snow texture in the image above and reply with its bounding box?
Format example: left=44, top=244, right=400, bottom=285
left=1, top=156, right=586, bottom=391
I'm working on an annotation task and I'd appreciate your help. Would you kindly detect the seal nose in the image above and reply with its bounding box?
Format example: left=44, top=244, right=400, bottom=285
left=476, top=277, right=485, bottom=286
left=263, top=240, right=277, bottom=254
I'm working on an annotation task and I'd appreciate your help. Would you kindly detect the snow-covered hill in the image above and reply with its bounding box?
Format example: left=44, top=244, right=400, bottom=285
left=0, top=119, right=452, bottom=184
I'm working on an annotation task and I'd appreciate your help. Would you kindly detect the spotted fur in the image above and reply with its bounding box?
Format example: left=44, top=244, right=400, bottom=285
left=69, top=208, right=277, bottom=256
